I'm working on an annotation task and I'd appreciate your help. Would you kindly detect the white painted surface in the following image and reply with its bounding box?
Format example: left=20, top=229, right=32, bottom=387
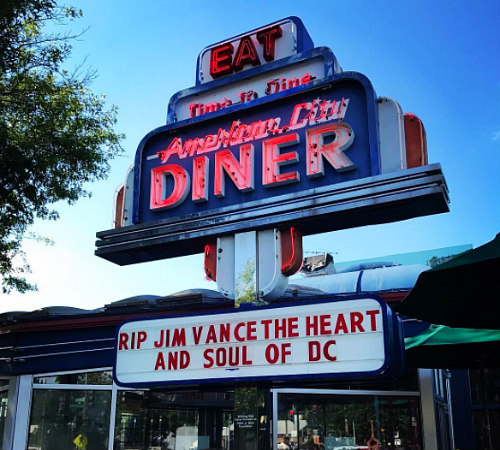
left=378, top=97, right=407, bottom=173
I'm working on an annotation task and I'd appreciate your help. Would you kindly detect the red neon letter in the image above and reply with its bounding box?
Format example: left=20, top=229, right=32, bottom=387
left=306, top=122, right=355, bottom=177
left=288, top=317, right=299, bottom=337
left=324, top=340, right=337, bottom=361
left=256, top=25, right=282, bottom=61
left=234, top=322, right=246, bottom=342
left=308, top=341, right=321, bottom=361
left=192, top=326, right=203, bottom=345
left=265, top=343, right=279, bottom=364
left=233, top=36, right=260, bottom=72
left=210, top=42, right=234, bottom=79
left=203, top=349, right=214, bottom=368
left=192, top=156, right=209, bottom=203
left=319, top=315, right=332, bottom=335
left=281, top=343, right=292, bottom=363
left=262, top=133, right=300, bottom=187
left=334, top=313, right=348, bottom=334
left=247, top=321, right=257, bottom=340
left=214, top=144, right=254, bottom=197
left=150, top=164, right=190, bottom=210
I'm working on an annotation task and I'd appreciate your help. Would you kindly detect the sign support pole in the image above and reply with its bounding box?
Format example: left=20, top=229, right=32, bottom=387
left=234, top=231, right=259, bottom=306
left=215, top=229, right=292, bottom=305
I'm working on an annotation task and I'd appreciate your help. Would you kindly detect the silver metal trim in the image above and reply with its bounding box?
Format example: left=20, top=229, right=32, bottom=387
left=96, top=164, right=449, bottom=265
left=32, top=383, right=113, bottom=391
left=12, top=347, right=114, bottom=361
left=15, top=337, right=114, bottom=350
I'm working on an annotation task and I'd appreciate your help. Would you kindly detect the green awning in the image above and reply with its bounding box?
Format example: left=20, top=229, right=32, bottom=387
left=404, top=324, right=500, bottom=368
left=395, top=233, right=500, bottom=329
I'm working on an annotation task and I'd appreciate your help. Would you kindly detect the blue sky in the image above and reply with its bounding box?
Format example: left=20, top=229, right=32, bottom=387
left=2, top=0, right=499, bottom=312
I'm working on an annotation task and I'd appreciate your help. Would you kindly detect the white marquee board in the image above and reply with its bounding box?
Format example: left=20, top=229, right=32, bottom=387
left=114, top=297, right=391, bottom=387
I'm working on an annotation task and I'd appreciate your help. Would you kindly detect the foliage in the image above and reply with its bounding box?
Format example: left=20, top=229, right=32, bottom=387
left=427, top=253, right=461, bottom=268
left=0, top=0, right=123, bottom=293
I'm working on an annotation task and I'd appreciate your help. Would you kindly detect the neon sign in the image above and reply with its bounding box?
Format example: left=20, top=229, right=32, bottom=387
left=150, top=96, right=351, bottom=211
left=161, top=96, right=347, bottom=162
left=209, top=25, right=283, bottom=79
left=96, top=18, right=448, bottom=268
left=171, top=47, right=336, bottom=123
left=187, top=73, right=317, bottom=119
left=135, top=75, right=380, bottom=225
left=197, top=17, right=313, bottom=85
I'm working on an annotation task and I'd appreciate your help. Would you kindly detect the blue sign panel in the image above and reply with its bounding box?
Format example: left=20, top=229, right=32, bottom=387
left=133, top=73, right=380, bottom=225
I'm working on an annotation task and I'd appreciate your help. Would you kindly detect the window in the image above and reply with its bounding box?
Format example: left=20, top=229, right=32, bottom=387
left=114, top=390, right=234, bottom=450
left=0, top=379, right=9, bottom=446
left=275, top=390, right=422, bottom=450
left=27, top=369, right=237, bottom=450
left=34, top=370, right=113, bottom=386
left=28, top=370, right=113, bottom=450
left=27, top=389, right=111, bottom=450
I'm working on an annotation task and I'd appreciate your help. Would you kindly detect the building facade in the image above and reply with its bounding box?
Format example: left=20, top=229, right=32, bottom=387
left=0, top=260, right=470, bottom=450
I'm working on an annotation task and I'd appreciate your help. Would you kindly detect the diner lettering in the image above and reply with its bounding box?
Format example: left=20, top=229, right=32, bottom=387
left=150, top=96, right=352, bottom=211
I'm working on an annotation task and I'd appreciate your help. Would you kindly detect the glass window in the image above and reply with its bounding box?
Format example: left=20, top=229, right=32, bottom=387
left=27, top=389, right=111, bottom=450
left=34, top=370, right=113, bottom=385
left=0, top=388, right=8, bottom=446
left=473, top=409, right=500, bottom=450
left=277, top=392, right=421, bottom=450
left=470, top=368, right=500, bottom=405
left=114, top=390, right=234, bottom=450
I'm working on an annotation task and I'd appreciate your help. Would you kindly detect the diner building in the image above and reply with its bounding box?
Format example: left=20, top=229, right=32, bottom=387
left=0, top=247, right=495, bottom=450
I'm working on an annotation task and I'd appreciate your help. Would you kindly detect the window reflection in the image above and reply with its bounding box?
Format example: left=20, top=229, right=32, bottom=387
left=0, top=389, right=8, bottom=445
left=278, top=393, right=421, bottom=450
left=28, top=389, right=111, bottom=450
left=34, top=370, right=113, bottom=385
left=114, top=391, right=234, bottom=450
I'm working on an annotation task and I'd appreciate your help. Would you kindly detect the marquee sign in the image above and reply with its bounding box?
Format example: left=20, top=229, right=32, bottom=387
left=114, top=296, right=402, bottom=387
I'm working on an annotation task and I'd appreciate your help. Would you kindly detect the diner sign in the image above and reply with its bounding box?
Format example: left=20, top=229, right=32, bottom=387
left=172, top=55, right=327, bottom=122
left=114, top=297, right=395, bottom=387
left=134, top=75, right=379, bottom=224
left=196, top=17, right=313, bottom=84
left=95, top=16, right=448, bottom=268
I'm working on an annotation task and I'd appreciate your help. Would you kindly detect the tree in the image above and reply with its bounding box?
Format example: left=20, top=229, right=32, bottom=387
left=0, top=0, right=123, bottom=293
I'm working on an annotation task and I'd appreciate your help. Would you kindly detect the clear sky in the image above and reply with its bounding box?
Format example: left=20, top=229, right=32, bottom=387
left=1, top=0, right=499, bottom=313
